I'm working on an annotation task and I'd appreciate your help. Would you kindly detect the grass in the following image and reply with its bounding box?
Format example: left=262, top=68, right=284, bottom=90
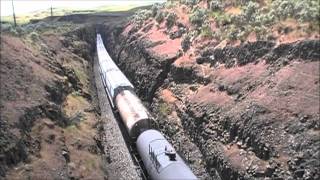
left=209, top=11, right=231, bottom=26
left=65, top=124, right=78, bottom=133
left=200, top=25, right=214, bottom=38
left=1, top=4, right=143, bottom=25
left=158, top=102, right=172, bottom=117
left=2, top=8, right=71, bottom=24
left=85, top=157, right=97, bottom=169
left=95, top=4, right=143, bottom=12
left=73, top=65, right=89, bottom=87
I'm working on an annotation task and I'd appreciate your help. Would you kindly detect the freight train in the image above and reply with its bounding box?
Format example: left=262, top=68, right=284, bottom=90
left=96, top=34, right=197, bottom=180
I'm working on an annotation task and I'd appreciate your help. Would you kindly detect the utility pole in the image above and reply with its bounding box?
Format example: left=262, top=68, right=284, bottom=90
left=11, top=0, right=16, bottom=27
left=50, top=0, right=53, bottom=17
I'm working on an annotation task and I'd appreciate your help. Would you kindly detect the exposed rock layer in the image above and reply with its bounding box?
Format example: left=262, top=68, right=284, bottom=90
left=103, top=22, right=320, bottom=179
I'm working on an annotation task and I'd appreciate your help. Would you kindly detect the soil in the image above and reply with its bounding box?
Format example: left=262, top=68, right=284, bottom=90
left=0, top=11, right=139, bottom=179
left=101, top=5, right=320, bottom=180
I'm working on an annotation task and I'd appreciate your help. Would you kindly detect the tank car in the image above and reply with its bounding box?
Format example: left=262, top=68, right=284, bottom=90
left=97, top=34, right=197, bottom=179
left=96, top=34, right=133, bottom=107
left=96, top=34, right=150, bottom=138
left=115, top=89, right=151, bottom=138
left=137, top=129, right=197, bottom=180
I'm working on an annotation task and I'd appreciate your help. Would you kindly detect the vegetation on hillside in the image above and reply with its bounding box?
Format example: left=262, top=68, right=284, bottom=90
left=131, top=0, right=319, bottom=42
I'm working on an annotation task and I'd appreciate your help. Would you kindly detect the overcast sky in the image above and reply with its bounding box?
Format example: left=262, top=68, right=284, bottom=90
left=1, top=0, right=165, bottom=16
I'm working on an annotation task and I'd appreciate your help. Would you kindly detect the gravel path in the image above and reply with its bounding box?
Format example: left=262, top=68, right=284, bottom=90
left=94, top=55, right=141, bottom=180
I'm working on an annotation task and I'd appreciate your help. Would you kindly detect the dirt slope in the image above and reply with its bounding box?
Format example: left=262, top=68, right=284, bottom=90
left=0, top=20, right=102, bottom=179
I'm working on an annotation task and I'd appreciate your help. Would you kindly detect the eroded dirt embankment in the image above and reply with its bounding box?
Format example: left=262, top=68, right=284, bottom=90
left=102, top=21, right=320, bottom=179
left=0, top=11, right=142, bottom=179
left=0, top=24, right=107, bottom=179
left=0, top=9, right=156, bottom=179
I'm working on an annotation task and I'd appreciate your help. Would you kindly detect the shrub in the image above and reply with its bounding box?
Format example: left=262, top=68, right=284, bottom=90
left=294, top=0, right=319, bottom=23
left=273, top=1, right=295, bottom=20
left=254, top=26, right=268, bottom=40
left=242, top=1, right=259, bottom=22
left=209, top=0, right=223, bottom=11
left=211, top=29, right=223, bottom=41
left=189, top=8, right=208, bottom=26
left=151, top=3, right=164, bottom=17
left=163, top=11, right=169, bottom=18
left=21, top=21, right=49, bottom=34
left=0, top=23, right=20, bottom=36
left=230, top=14, right=246, bottom=26
left=159, top=102, right=171, bottom=117
left=155, top=11, right=165, bottom=23
left=165, top=1, right=177, bottom=8
left=0, top=22, right=13, bottom=31
left=206, top=0, right=319, bottom=42
left=30, top=31, right=40, bottom=41
left=270, top=0, right=319, bottom=23
left=0, top=22, right=25, bottom=36
left=254, top=12, right=275, bottom=26
left=226, top=25, right=239, bottom=41
left=166, top=12, right=177, bottom=28
left=181, top=34, right=191, bottom=52
left=131, top=9, right=152, bottom=27
left=233, top=0, right=252, bottom=6
left=180, top=0, right=198, bottom=7
left=240, top=25, right=256, bottom=41
left=212, top=11, right=231, bottom=27
left=200, top=25, right=213, bottom=38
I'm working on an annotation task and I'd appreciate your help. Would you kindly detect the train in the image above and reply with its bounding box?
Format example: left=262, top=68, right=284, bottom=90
left=96, top=34, right=197, bottom=180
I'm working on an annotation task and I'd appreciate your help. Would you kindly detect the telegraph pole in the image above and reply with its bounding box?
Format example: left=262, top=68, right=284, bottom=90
left=50, top=0, right=53, bottom=17
left=11, top=0, right=17, bottom=27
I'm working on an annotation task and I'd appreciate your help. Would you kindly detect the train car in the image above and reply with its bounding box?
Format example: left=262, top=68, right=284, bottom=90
left=96, top=34, right=197, bottom=179
left=137, top=129, right=197, bottom=180
left=114, top=89, right=151, bottom=138
left=96, top=34, right=133, bottom=107
left=96, top=34, right=150, bottom=138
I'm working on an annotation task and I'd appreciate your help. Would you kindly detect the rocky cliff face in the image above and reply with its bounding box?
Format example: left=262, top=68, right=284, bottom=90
left=101, top=5, right=320, bottom=179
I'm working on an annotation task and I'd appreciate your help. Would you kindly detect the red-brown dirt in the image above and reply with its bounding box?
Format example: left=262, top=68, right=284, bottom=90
left=104, top=1, right=320, bottom=179
left=1, top=27, right=104, bottom=179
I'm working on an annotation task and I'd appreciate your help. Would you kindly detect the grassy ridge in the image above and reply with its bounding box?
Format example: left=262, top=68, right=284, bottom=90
left=1, top=4, right=143, bottom=25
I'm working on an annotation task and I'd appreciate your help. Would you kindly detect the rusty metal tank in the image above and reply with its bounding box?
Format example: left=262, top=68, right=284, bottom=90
left=96, top=34, right=134, bottom=108
left=115, top=89, right=151, bottom=138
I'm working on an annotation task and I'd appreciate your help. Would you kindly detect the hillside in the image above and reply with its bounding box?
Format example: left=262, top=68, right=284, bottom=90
left=103, top=0, right=319, bottom=179
left=0, top=10, right=141, bottom=179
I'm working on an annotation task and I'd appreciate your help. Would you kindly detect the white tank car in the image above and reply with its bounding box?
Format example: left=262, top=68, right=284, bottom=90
left=96, top=34, right=150, bottom=138
left=137, top=130, right=197, bottom=180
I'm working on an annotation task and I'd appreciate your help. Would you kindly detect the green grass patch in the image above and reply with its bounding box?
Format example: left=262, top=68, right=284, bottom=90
left=65, top=124, right=78, bottom=132
left=158, top=102, right=172, bottom=117
left=74, top=67, right=89, bottom=88
left=209, top=11, right=231, bottom=26
left=200, top=25, right=213, bottom=38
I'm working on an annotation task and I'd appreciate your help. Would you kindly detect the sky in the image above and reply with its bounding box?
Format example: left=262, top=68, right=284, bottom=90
left=0, top=0, right=166, bottom=16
